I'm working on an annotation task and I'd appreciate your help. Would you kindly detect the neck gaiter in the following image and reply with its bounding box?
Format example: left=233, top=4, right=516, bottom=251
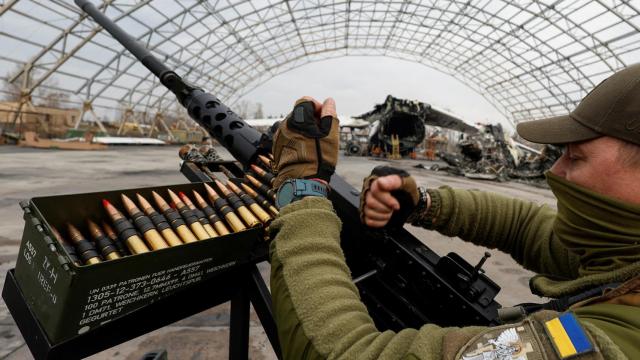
left=546, top=172, right=640, bottom=276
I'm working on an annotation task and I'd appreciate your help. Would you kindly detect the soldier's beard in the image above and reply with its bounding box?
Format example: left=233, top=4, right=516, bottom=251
left=546, top=171, right=640, bottom=276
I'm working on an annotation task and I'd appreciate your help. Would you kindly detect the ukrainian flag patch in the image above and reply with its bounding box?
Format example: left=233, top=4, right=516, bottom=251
left=544, top=312, right=593, bottom=358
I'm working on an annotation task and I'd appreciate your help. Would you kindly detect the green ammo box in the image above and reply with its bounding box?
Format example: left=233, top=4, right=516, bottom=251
left=13, top=182, right=265, bottom=345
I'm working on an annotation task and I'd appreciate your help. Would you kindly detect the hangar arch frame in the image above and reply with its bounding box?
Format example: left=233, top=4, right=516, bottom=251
left=1, top=0, right=639, bottom=127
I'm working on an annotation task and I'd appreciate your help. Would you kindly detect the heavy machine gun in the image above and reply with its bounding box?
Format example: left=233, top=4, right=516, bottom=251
left=77, top=0, right=501, bottom=338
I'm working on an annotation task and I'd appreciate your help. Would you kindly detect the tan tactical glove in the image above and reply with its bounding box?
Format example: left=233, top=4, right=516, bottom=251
left=272, top=98, right=340, bottom=189
left=360, top=166, right=420, bottom=227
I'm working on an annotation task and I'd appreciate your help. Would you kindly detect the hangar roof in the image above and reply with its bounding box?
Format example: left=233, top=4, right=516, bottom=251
left=1, top=0, right=639, bottom=125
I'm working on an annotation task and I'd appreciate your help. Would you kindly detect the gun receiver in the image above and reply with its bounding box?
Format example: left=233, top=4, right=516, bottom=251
left=77, top=0, right=501, bottom=329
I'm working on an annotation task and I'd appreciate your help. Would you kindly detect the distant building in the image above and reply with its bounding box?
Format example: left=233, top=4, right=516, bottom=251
left=0, top=101, right=81, bottom=138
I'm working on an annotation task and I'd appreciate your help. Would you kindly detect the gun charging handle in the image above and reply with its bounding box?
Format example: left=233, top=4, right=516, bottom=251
left=469, top=252, right=491, bottom=283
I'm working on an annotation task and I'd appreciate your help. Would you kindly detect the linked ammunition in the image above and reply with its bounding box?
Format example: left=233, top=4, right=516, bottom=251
left=101, top=221, right=130, bottom=256
left=257, top=154, right=272, bottom=169
left=218, top=165, right=237, bottom=181
left=192, top=190, right=231, bottom=236
left=66, top=223, right=102, bottom=265
left=135, top=193, right=183, bottom=247
left=120, top=194, right=171, bottom=250
left=51, top=226, right=82, bottom=266
left=213, top=180, right=261, bottom=228
left=204, top=183, right=247, bottom=232
left=87, top=220, right=121, bottom=260
left=250, top=164, right=275, bottom=185
left=152, top=191, right=198, bottom=244
left=240, top=182, right=279, bottom=217
left=167, top=189, right=211, bottom=241
left=226, top=181, right=272, bottom=224
left=199, top=145, right=222, bottom=162
left=246, top=174, right=276, bottom=200
left=102, top=200, right=150, bottom=254
left=178, top=144, right=207, bottom=163
left=178, top=192, right=218, bottom=238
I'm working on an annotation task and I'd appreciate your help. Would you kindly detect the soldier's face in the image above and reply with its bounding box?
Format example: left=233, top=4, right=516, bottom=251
left=550, top=136, right=640, bottom=203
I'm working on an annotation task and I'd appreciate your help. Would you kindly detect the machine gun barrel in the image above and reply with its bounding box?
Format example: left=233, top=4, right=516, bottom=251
left=75, top=0, right=263, bottom=166
left=77, top=0, right=502, bottom=330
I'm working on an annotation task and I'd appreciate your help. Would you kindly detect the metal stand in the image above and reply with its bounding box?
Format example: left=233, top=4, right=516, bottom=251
left=3, top=263, right=282, bottom=360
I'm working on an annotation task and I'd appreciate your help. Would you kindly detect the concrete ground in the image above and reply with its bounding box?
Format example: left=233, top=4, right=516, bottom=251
left=0, top=145, right=556, bottom=359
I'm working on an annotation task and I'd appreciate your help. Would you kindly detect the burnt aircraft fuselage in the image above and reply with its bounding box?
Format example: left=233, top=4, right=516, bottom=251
left=358, top=95, right=477, bottom=156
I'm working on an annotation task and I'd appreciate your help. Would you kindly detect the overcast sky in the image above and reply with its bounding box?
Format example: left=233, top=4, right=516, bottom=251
left=237, top=56, right=513, bottom=131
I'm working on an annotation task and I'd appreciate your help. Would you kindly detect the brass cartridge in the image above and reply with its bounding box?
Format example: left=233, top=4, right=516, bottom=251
left=101, top=221, right=130, bottom=256
left=120, top=194, right=170, bottom=250
left=51, top=226, right=82, bottom=266
left=250, top=164, right=275, bottom=185
left=240, top=182, right=278, bottom=217
left=66, top=223, right=102, bottom=265
left=152, top=191, right=198, bottom=243
left=192, top=190, right=231, bottom=236
left=257, top=154, right=272, bottom=169
left=227, top=181, right=272, bottom=224
left=167, top=189, right=211, bottom=240
left=178, top=191, right=218, bottom=238
left=213, top=180, right=261, bottom=228
left=268, top=153, right=274, bottom=161
left=246, top=174, right=276, bottom=200
left=102, top=199, right=150, bottom=254
left=136, top=193, right=183, bottom=246
left=87, top=220, right=121, bottom=260
left=204, top=183, right=247, bottom=232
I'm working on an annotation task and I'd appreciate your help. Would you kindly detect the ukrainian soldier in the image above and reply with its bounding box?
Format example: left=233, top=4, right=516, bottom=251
left=270, top=65, right=640, bottom=360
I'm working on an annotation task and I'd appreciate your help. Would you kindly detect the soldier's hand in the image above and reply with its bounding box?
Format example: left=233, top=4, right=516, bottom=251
left=360, top=166, right=419, bottom=227
left=272, top=96, right=339, bottom=189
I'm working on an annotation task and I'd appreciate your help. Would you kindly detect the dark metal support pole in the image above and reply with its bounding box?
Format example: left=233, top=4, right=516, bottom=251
left=248, top=265, right=282, bottom=359
left=229, top=278, right=250, bottom=360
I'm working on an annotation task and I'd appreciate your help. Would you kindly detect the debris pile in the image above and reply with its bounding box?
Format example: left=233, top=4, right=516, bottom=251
left=433, top=124, right=561, bottom=182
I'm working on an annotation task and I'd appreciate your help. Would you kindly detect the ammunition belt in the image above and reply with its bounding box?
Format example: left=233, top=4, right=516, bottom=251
left=148, top=211, right=171, bottom=232
left=239, top=193, right=256, bottom=205
left=132, top=213, right=156, bottom=234
left=226, top=194, right=244, bottom=210
left=178, top=207, right=199, bottom=226
left=192, top=208, right=210, bottom=224
left=94, top=234, right=118, bottom=256
left=113, top=218, right=138, bottom=240
left=201, top=205, right=222, bottom=223
left=163, top=209, right=186, bottom=228
left=213, top=199, right=234, bottom=216
left=62, top=244, right=81, bottom=263
left=74, top=239, right=100, bottom=262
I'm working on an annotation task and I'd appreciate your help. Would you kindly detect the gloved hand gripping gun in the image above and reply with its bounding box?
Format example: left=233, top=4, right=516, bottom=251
left=76, top=0, right=502, bottom=330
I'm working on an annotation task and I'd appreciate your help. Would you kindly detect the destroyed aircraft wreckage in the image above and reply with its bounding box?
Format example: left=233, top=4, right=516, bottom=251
left=436, top=124, right=562, bottom=182
left=355, top=96, right=560, bottom=182
left=357, top=95, right=477, bottom=156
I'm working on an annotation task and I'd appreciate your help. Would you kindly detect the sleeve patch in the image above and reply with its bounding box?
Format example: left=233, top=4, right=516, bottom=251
left=457, top=321, right=546, bottom=360
left=543, top=312, right=594, bottom=359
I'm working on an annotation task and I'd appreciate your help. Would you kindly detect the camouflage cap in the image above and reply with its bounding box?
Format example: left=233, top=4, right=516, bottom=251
left=517, top=63, right=640, bottom=146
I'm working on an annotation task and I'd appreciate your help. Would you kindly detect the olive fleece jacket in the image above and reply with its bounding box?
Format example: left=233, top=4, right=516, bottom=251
left=269, top=194, right=639, bottom=359
left=422, top=187, right=640, bottom=297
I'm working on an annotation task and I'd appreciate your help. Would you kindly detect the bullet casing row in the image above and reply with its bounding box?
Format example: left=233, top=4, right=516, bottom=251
left=103, top=199, right=151, bottom=254
left=213, top=179, right=262, bottom=228
left=179, top=191, right=219, bottom=238
left=202, top=164, right=276, bottom=218
left=52, top=179, right=277, bottom=266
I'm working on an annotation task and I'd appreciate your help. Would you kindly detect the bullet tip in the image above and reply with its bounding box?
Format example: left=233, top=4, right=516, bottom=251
left=102, top=199, right=111, bottom=207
